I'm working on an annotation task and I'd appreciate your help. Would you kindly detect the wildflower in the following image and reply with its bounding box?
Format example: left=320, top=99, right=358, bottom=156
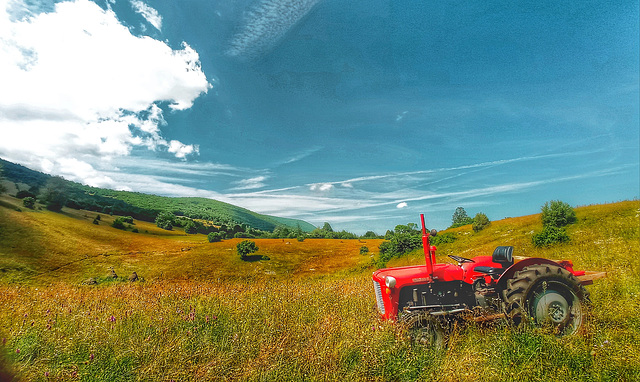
left=45, top=371, right=49, bottom=377
left=109, top=315, right=116, bottom=322
left=16, top=349, right=20, bottom=354
left=89, top=353, right=94, bottom=361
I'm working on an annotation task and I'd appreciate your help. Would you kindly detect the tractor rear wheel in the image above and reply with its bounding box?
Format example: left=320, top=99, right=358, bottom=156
left=504, top=264, right=588, bottom=336
left=400, top=311, right=448, bottom=348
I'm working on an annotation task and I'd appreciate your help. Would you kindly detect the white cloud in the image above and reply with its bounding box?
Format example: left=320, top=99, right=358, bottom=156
left=0, top=0, right=211, bottom=182
left=168, top=140, right=199, bottom=159
left=310, top=183, right=334, bottom=192
left=227, top=0, right=322, bottom=59
left=232, top=176, right=269, bottom=190
left=130, top=0, right=162, bottom=31
left=396, top=202, right=408, bottom=209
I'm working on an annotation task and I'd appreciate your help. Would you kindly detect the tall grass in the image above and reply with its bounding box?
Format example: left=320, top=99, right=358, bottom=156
left=0, top=200, right=638, bottom=381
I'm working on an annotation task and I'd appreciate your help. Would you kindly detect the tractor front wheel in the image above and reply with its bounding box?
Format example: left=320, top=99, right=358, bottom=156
left=504, top=264, right=588, bottom=336
left=400, top=311, right=448, bottom=348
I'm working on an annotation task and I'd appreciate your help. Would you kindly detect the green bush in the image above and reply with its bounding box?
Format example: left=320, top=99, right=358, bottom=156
left=541, top=200, right=576, bottom=228
left=155, top=211, right=175, bottom=230
left=111, top=217, right=127, bottom=230
left=184, top=221, right=198, bottom=234
left=532, top=225, right=570, bottom=247
left=22, top=197, right=35, bottom=209
left=359, top=245, right=369, bottom=255
left=431, top=232, right=456, bottom=245
left=237, top=240, right=259, bottom=260
left=472, top=213, right=490, bottom=232
left=207, top=232, right=222, bottom=243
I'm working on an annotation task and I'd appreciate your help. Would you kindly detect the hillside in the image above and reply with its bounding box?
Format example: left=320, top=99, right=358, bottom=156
left=0, top=198, right=638, bottom=381
left=0, top=193, right=379, bottom=284
left=0, top=158, right=315, bottom=232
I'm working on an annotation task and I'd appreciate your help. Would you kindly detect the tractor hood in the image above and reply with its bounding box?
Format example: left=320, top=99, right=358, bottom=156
left=373, top=263, right=463, bottom=284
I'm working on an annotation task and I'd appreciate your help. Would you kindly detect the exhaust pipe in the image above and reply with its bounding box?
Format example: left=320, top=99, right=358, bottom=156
left=420, top=214, right=436, bottom=279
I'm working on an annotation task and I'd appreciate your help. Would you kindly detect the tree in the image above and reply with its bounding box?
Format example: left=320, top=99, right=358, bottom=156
left=0, top=163, right=6, bottom=194
left=532, top=200, right=576, bottom=247
left=155, top=211, right=175, bottom=230
left=184, top=220, right=198, bottom=234
left=361, top=231, right=379, bottom=239
left=451, top=207, right=474, bottom=228
left=472, top=213, right=490, bottom=232
left=22, top=197, right=36, bottom=209
left=40, top=177, right=68, bottom=212
left=322, top=222, right=333, bottom=232
left=207, top=232, right=222, bottom=242
left=541, top=200, right=576, bottom=228
left=237, top=240, right=258, bottom=260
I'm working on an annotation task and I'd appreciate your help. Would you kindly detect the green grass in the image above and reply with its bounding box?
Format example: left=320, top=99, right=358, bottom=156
left=0, top=197, right=638, bottom=381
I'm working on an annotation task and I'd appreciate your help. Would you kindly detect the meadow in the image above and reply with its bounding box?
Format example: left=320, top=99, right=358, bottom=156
left=0, top=196, right=639, bottom=381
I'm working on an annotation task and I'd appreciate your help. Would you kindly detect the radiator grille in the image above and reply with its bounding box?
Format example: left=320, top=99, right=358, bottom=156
left=373, top=280, right=385, bottom=314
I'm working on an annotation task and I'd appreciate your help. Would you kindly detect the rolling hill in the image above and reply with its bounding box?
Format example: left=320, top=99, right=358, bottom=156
left=0, top=158, right=315, bottom=232
left=0, top=193, right=637, bottom=381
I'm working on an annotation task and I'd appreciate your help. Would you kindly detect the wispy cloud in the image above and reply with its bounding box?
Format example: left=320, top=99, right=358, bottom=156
left=279, top=146, right=323, bottom=165
left=232, top=176, right=269, bottom=190
left=130, top=0, right=162, bottom=31
left=226, top=0, right=322, bottom=59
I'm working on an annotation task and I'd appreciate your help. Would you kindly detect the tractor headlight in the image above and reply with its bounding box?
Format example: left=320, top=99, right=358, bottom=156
left=385, top=276, right=396, bottom=288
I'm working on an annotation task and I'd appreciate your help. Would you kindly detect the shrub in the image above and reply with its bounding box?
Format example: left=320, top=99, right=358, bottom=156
left=111, top=217, right=127, bottom=230
left=237, top=240, right=258, bottom=260
left=16, top=190, right=36, bottom=199
left=296, top=235, right=305, bottom=242
left=155, top=211, right=175, bottom=230
left=359, top=246, right=369, bottom=255
left=207, top=232, right=222, bottom=243
left=532, top=225, right=570, bottom=247
left=184, top=221, right=198, bottom=234
left=22, top=197, right=35, bottom=209
left=472, top=213, right=490, bottom=232
left=541, top=200, right=576, bottom=228
left=431, top=232, right=456, bottom=245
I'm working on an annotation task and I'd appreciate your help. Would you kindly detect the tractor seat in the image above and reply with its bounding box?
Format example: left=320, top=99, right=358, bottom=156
left=474, top=246, right=514, bottom=278
left=474, top=266, right=505, bottom=277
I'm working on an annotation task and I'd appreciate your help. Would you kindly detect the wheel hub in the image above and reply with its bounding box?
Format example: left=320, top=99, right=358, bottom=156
left=534, top=291, right=569, bottom=324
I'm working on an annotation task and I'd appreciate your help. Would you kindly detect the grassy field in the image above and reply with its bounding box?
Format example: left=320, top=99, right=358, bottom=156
left=0, top=196, right=638, bottom=381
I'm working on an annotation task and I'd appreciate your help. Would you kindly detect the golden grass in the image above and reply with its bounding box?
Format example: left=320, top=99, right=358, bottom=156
left=0, top=196, right=638, bottom=381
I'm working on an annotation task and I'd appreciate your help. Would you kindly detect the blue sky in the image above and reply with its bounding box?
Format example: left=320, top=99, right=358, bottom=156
left=1, top=0, right=638, bottom=234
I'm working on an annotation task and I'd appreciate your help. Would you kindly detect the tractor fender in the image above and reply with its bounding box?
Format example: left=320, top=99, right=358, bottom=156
left=496, top=257, right=566, bottom=293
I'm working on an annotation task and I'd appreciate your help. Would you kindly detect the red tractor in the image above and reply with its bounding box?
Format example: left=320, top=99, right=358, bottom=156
left=372, top=214, right=602, bottom=346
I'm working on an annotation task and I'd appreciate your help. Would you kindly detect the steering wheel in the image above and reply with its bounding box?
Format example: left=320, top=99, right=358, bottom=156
left=448, top=255, right=475, bottom=264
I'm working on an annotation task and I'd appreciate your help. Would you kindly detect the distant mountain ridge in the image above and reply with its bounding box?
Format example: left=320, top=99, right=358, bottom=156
left=0, top=158, right=315, bottom=232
